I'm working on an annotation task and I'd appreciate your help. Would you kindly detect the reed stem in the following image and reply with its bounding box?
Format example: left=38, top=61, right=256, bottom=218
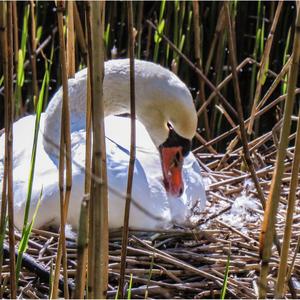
left=88, top=1, right=108, bottom=298
left=4, top=2, right=17, bottom=298
left=51, top=1, right=72, bottom=298
left=118, top=1, right=136, bottom=298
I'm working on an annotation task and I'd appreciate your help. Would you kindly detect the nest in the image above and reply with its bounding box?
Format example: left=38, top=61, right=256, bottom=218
left=1, top=137, right=300, bottom=299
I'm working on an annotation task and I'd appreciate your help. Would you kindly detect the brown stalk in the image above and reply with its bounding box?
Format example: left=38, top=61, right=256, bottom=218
left=51, top=1, right=72, bottom=298
left=89, top=1, right=108, bottom=298
left=198, top=56, right=287, bottom=118
left=12, top=1, right=18, bottom=66
left=136, top=1, right=143, bottom=59
left=73, top=6, right=92, bottom=297
left=192, top=0, right=210, bottom=140
left=194, top=90, right=297, bottom=153
left=146, top=19, right=239, bottom=121
left=256, top=56, right=292, bottom=111
left=74, top=195, right=89, bottom=299
left=259, top=5, right=300, bottom=298
left=198, top=57, right=252, bottom=117
left=194, top=132, right=217, bottom=154
left=1, top=2, right=17, bottom=298
left=205, top=5, right=225, bottom=76
left=85, top=3, right=95, bottom=298
left=248, top=1, right=283, bottom=134
left=285, top=236, right=300, bottom=285
left=30, top=0, right=38, bottom=109
left=118, top=1, right=136, bottom=298
left=220, top=15, right=293, bottom=289
left=224, top=3, right=266, bottom=209
left=67, top=1, right=75, bottom=78
left=0, top=1, right=8, bottom=283
left=73, top=2, right=87, bottom=63
left=275, top=83, right=300, bottom=297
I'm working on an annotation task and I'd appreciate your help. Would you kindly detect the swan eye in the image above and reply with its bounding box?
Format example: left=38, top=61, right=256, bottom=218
left=167, top=122, right=173, bottom=130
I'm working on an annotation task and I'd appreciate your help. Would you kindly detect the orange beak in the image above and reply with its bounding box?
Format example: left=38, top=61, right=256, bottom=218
left=159, top=146, right=184, bottom=197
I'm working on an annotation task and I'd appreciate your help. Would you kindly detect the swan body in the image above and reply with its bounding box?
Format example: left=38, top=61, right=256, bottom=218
left=0, top=59, right=206, bottom=230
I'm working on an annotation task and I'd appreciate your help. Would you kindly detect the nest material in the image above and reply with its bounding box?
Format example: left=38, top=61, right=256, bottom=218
left=1, top=144, right=300, bottom=299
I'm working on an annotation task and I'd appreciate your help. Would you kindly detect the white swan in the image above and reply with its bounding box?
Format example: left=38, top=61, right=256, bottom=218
left=0, top=59, right=206, bottom=230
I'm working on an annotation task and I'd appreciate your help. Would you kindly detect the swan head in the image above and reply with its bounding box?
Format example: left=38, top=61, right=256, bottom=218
left=159, top=124, right=192, bottom=197
left=135, top=63, right=198, bottom=197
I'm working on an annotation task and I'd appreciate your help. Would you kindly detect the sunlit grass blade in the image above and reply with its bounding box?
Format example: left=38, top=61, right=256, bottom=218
left=22, top=67, right=47, bottom=230
left=220, top=243, right=231, bottom=299
left=15, top=66, right=48, bottom=283
left=105, top=23, right=110, bottom=48
left=127, top=273, right=133, bottom=299
left=36, top=26, right=43, bottom=43
left=16, top=187, right=42, bottom=283
left=282, top=27, right=291, bottom=95
left=153, top=0, right=166, bottom=63
left=43, top=43, right=54, bottom=108
left=20, top=4, right=29, bottom=55
left=144, top=255, right=154, bottom=299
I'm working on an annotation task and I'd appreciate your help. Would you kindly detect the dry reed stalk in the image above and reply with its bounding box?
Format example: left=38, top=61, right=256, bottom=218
left=248, top=2, right=283, bottom=134
left=146, top=20, right=239, bottom=121
left=30, top=0, right=38, bottom=109
left=73, top=6, right=92, bottom=297
left=194, top=90, right=298, bottom=153
left=256, top=56, right=292, bottom=111
left=224, top=3, right=266, bottom=208
left=136, top=1, right=143, bottom=59
left=275, top=76, right=300, bottom=298
left=12, top=1, right=18, bottom=66
left=194, top=132, right=218, bottom=154
left=215, top=104, right=237, bottom=129
left=1, top=2, right=17, bottom=297
left=216, top=137, right=239, bottom=171
left=51, top=1, right=73, bottom=298
left=74, top=195, right=89, bottom=299
left=118, top=3, right=136, bottom=297
left=204, top=5, right=225, bottom=76
left=259, top=6, right=300, bottom=298
left=85, top=4, right=95, bottom=297
left=197, top=57, right=252, bottom=117
left=192, top=0, right=210, bottom=140
left=89, top=1, right=108, bottom=298
left=73, top=3, right=87, bottom=63
left=67, top=1, right=75, bottom=78
left=0, top=2, right=8, bottom=283
left=285, top=236, right=300, bottom=285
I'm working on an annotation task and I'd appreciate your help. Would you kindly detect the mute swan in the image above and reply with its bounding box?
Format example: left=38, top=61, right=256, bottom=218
left=0, top=59, right=206, bottom=230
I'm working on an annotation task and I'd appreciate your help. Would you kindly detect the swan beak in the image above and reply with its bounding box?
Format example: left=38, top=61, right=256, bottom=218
left=159, top=146, right=184, bottom=197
